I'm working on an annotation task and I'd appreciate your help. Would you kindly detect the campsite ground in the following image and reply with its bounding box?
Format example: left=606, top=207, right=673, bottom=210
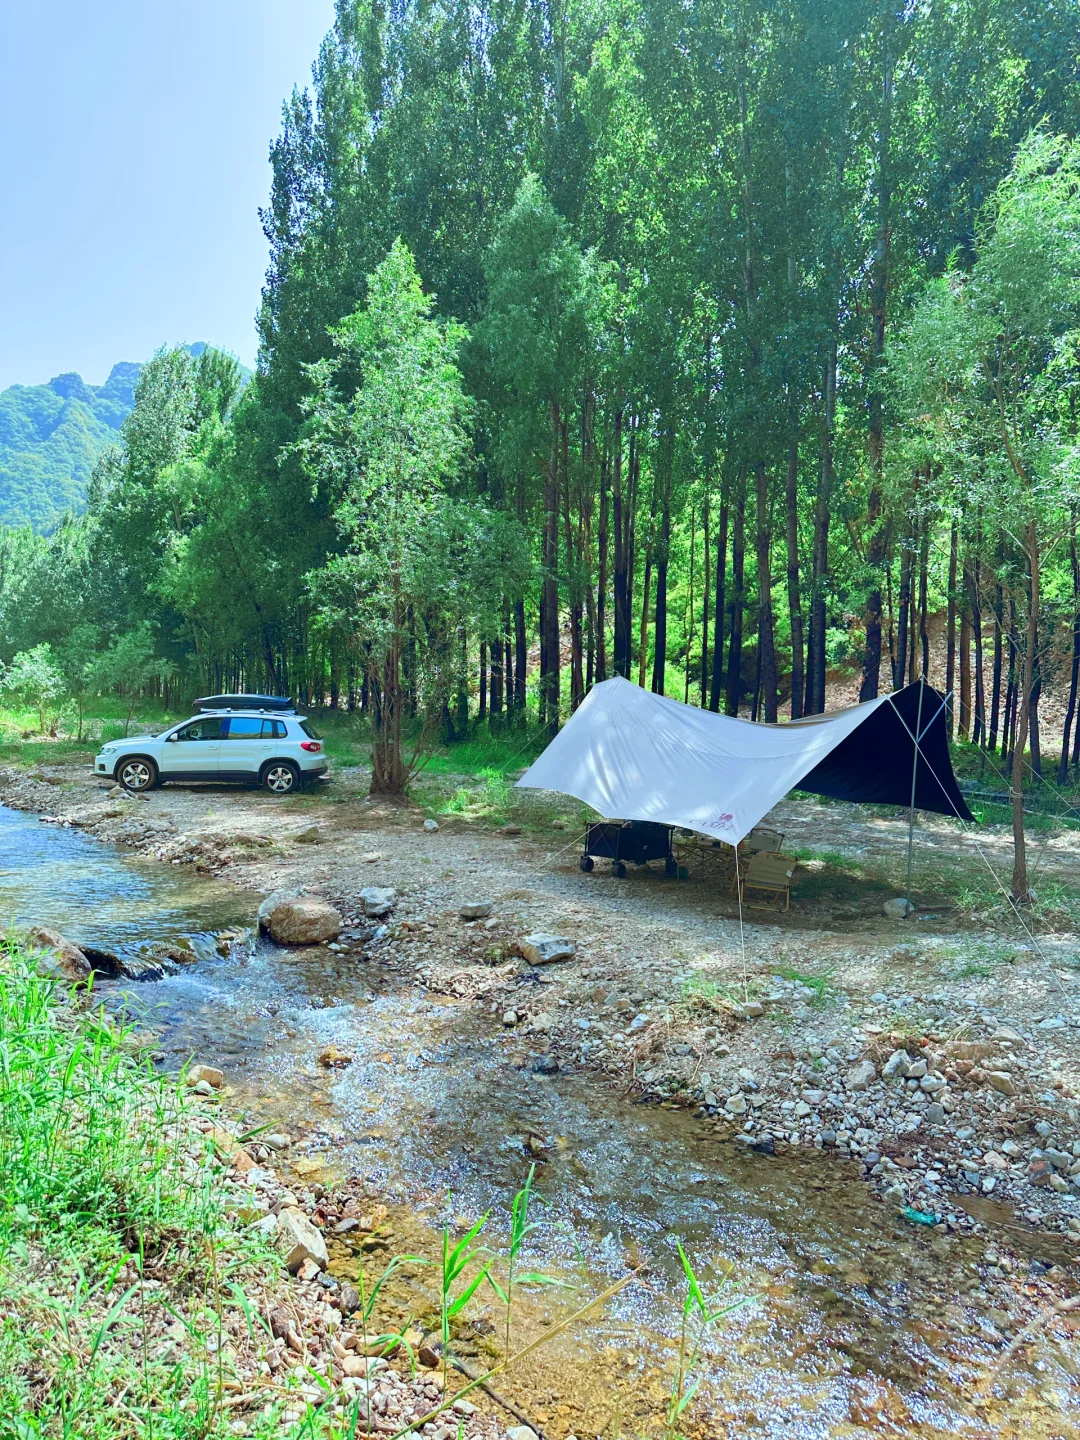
left=6, top=749, right=1080, bottom=1252
left=9, top=746, right=1080, bottom=1432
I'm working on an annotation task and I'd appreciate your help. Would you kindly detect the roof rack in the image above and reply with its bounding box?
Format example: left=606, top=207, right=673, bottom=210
left=194, top=694, right=297, bottom=714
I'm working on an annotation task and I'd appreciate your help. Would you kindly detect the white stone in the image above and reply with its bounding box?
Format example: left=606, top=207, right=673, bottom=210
left=277, top=1209, right=328, bottom=1273
left=359, top=887, right=396, bottom=919
left=518, top=933, right=575, bottom=966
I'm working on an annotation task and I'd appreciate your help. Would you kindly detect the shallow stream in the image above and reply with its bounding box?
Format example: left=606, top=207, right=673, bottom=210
left=2, top=802, right=1073, bottom=1437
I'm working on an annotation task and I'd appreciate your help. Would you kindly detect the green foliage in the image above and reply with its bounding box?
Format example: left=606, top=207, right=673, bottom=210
left=0, top=643, right=65, bottom=734
left=92, top=623, right=176, bottom=735
left=0, top=944, right=278, bottom=1436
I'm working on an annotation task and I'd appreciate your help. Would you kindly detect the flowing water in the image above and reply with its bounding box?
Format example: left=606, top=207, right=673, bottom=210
left=2, top=802, right=1074, bottom=1437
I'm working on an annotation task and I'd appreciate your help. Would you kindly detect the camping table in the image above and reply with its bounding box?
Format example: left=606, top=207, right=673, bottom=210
left=672, top=832, right=735, bottom=883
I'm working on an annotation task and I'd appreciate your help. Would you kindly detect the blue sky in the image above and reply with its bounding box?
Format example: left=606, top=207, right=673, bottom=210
left=0, top=2, right=336, bottom=389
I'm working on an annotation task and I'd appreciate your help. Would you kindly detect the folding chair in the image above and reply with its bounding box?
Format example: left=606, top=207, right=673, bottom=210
left=744, top=827, right=784, bottom=853
left=734, top=852, right=797, bottom=911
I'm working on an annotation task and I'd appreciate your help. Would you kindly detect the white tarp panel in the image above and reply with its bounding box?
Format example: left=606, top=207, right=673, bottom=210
left=516, top=675, right=893, bottom=845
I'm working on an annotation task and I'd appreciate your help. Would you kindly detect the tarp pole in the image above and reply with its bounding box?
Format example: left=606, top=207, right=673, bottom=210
left=904, top=678, right=926, bottom=912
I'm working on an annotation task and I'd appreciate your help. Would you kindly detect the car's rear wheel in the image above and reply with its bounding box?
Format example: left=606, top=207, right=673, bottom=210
left=117, top=757, right=157, bottom=792
left=261, top=760, right=300, bottom=795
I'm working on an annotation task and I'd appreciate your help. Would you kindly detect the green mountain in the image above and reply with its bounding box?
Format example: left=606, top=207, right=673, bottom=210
left=0, top=365, right=139, bottom=531
left=0, top=345, right=250, bottom=532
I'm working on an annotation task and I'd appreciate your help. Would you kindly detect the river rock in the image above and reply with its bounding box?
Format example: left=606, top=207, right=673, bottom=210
left=257, top=886, right=304, bottom=929
left=518, top=933, right=575, bottom=966
left=882, top=1049, right=910, bottom=1080
left=987, top=1070, right=1018, bottom=1096
left=186, top=1063, right=224, bottom=1089
left=725, top=1093, right=747, bottom=1115
left=883, top=897, right=915, bottom=920
left=294, top=825, right=327, bottom=844
left=424, top=818, right=440, bottom=832
left=25, top=925, right=92, bottom=980
left=507, top=1428, right=539, bottom=1440
left=459, top=901, right=494, bottom=920
left=359, top=887, right=396, bottom=919
left=267, top=898, right=342, bottom=945
left=846, top=1060, right=877, bottom=1091
left=925, top=1102, right=945, bottom=1125
left=277, top=1208, right=329, bottom=1273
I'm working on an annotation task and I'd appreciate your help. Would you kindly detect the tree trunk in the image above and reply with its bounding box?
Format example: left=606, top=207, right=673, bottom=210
left=1002, top=598, right=1018, bottom=768
left=945, top=520, right=958, bottom=729
left=972, top=557, right=985, bottom=746
left=959, top=569, right=972, bottom=740
left=709, top=494, right=728, bottom=712
left=1011, top=520, right=1040, bottom=904
left=597, top=446, right=609, bottom=684
left=893, top=519, right=913, bottom=692
left=755, top=461, right=777, bottom=722
left=1059, top=520, right=1080, bottom=783
left=561, top=418, right=584, bottom=712
left=612, top=411, right=629, bottom=678
left=859, top=30, right=894, bottom=702
left=700, top=488, right=711, bottom=707
left=805, top=345, right=835, bottom=716
left=725, top=477, right=746, bottom=717
left=918, top=516, right=930, bottom=680
left=988, top=581, right=1003, bottom=752
left=490, top=631, right=503, bottom=722
left=785, top=421, right=804, bottom=719
left=638, top=548, right=652, bottom=690
left=541, top=399, right=561, bottom=734
left=1029, top=640, right=1042, bottom=778
left=513, top=600, right=527, bottom=721
left=651, top=434, right=673, bottom=697
left=684, top=502, right=696, bottom=704
left=478, top=642, right=487, bottom=722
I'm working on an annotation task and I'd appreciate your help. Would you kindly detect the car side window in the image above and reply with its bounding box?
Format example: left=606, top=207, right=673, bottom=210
left=261, top=719, right=287, bottom=738
left=224, top=716, right=263, bottom=740
left=174, top=718, right=223, bottom=742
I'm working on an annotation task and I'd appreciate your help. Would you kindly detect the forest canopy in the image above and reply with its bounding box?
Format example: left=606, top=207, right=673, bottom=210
left=2, top=0, right=1079, bottom=880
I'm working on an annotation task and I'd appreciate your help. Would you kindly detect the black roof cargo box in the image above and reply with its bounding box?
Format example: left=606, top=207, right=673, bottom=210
left=194, top=695, right=296, bottom=713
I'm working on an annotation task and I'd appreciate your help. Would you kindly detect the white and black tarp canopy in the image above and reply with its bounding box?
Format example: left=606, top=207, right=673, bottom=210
left=516, top=676, right=972, bottom=845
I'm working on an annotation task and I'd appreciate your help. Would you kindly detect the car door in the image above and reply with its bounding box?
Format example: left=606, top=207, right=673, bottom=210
left=160, top=717, right=223, bottom=777
left=220, top=715, right=271, bottom=778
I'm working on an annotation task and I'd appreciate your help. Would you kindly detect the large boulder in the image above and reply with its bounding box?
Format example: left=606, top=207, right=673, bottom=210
left=882, top=897, right=915, bottom=920
left=25, top=926, right=92, bottom=981
left=257, top=886, right=304, bottom=929
left=266, top=897, right=342, bottom=946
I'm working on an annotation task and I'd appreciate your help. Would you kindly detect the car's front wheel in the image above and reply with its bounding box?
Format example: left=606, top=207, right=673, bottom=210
left=261, top=760, right=300, bottom=795
left=117, top=757, right=158, bottom=792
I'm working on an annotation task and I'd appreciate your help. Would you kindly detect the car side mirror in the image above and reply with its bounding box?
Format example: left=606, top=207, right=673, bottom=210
left=165, top=734, right=177, bottom=742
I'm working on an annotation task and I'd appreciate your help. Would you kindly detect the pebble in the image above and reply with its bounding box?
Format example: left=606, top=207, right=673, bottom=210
left=424, top=818, right=440, bottom=832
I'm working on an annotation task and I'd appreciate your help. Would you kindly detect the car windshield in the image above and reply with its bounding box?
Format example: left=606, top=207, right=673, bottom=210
left=300, top=721, right=322, bottom=740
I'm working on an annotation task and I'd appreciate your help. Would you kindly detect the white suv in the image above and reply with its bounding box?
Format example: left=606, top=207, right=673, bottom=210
left=93, top=696, right=329, bottom=794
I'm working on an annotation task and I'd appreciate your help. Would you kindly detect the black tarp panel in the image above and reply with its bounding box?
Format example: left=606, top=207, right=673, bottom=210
left=795, top=680, right=973, bottom=821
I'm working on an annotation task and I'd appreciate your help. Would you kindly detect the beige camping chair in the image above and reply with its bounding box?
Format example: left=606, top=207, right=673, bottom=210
left=734, top=851, right=797, bottom=911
